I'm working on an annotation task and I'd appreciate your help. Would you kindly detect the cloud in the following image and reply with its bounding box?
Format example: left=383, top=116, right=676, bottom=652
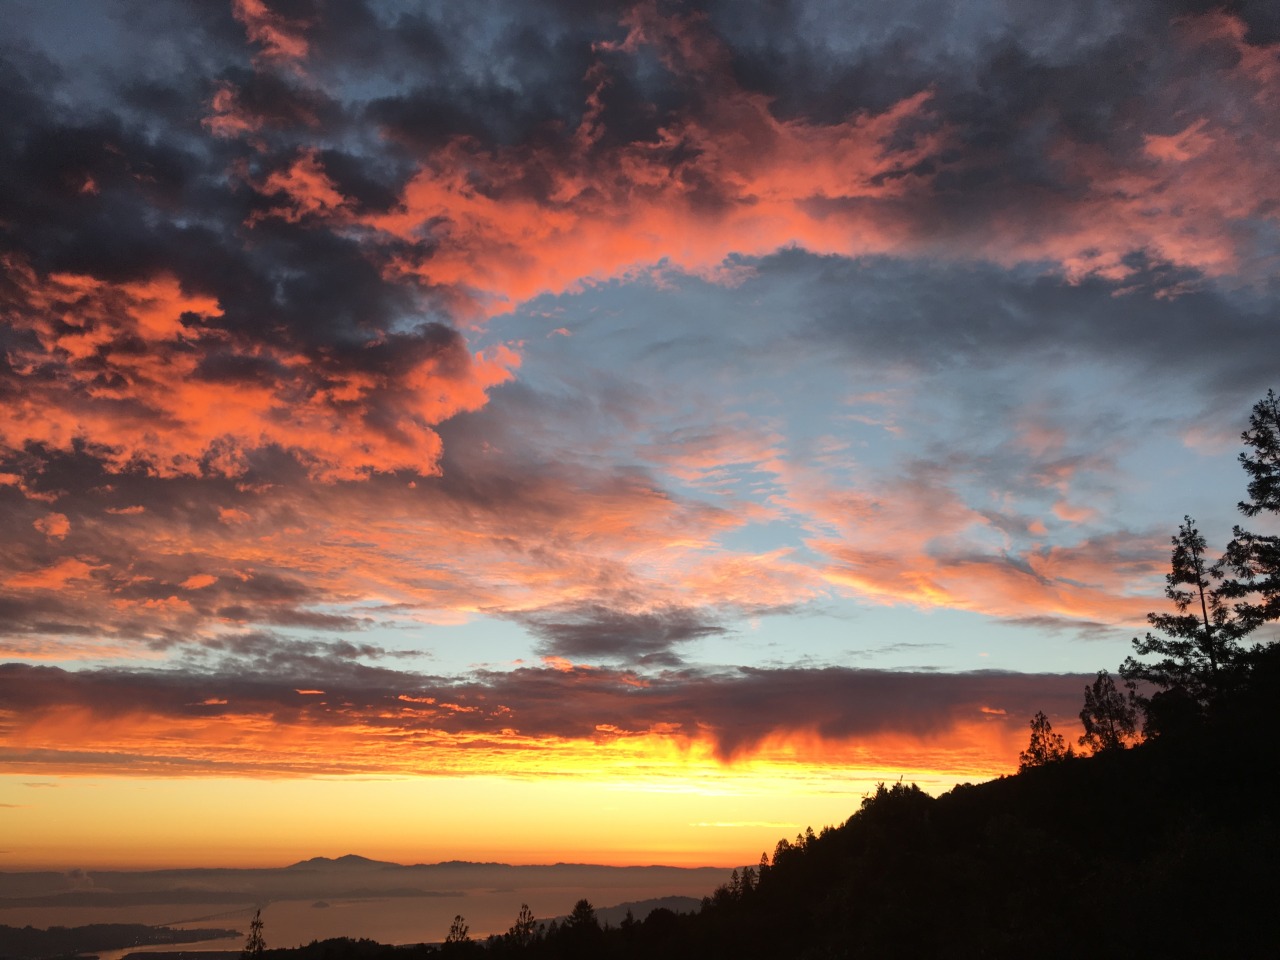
left=0, top=660, right=1089, bottom=774
left=1, top=413, right=800, bottom=655
left=32, top=513, right=70, bottom=540
left=512, top=603, right=729, bottom=664
left=233, top=0, right=310, bottom=63
left=329, top=3, right=1280, bottom=329
left=0, top=259, right=519, bottom=482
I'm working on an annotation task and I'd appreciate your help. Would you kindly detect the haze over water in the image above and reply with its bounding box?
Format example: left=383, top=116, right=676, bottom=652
left=0, top=858, right=726, bottom=948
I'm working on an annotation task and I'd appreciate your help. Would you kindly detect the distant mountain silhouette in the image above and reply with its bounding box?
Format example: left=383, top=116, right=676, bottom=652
left=287, top=855, right=399, bottom=870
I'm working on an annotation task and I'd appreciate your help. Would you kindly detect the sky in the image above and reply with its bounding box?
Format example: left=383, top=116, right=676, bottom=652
left=2, top=0, right=1279, bottom=871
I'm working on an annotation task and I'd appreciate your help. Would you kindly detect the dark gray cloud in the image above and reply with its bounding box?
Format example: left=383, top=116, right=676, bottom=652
left=746, top=251, right=1276, bottom=400
left=0, top=659, right=1089, bottom=766
left=704, top=0, right=1280, bottom=120
left=511, top=603, right=729, bottom=664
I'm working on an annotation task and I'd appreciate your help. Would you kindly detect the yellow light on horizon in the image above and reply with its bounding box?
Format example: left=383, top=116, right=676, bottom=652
left=0, top=707, right=1035, bottom=871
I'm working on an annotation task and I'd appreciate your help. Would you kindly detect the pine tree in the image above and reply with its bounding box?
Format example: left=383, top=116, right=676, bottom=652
left=1018, top=711, right=1069, bottom=771
left=1122, top=518, right=1243, bottom=708
left=1216, top=389, right=1280, bottom=635
left=565, top=899, right=597, bottom=932
left=559, top=899, right=602, bottom=958
left=1078, top=669, right=1138, bottom=753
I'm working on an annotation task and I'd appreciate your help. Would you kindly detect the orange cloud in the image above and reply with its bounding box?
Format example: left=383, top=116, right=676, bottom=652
left=249, top=149, right=350, bottom=224
left=1051, top=500, right=1099, bottom=525
left=32, top=513, right=70, bottom=540
left=1000, top=13, right=1280, bottom=285
left=233, top=0, right=309, bottom=63
left=364, top=15, right=945, bottom=320
left=346, top=8, right=1280, bottom=328
left=0, top=662, right=1084, bottom=781
left=0, top=440, right=808, bottom=654
left=0, top=258, right=520, bottom=482
left=6, top=557, right=101, bottom=590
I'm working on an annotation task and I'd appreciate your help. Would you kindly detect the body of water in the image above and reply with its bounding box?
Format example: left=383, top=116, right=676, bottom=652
left=2, top=880, right=712, bottom=953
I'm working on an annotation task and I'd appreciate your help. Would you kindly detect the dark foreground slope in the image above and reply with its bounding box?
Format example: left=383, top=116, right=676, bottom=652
left=219, top=656, right=1280, bottom=959
left=690, top=748, right=1277, bottom=959
left=675, top=653, right=1279, bottom=960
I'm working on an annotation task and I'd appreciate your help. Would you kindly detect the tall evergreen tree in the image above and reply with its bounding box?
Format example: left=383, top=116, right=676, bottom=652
left=1122, top=518, right=1243, bottom=708
left=1216, top=389, right=1280, bottom=634
left=564, top=899, right=598, bottom=932
left=1078, top=669, right=1137, bottom=753
left=559, top=899, right=602, bottom=958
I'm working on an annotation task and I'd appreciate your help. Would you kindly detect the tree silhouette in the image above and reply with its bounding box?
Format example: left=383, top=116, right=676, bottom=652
left=564, top=898, right=598, bottom=933
left=1216, top=389, right=1280, bottom=635
left=443, top=914, right=470, bottom=948
left=1078, top=669, right=1137, bottom=753
left=1018, top=711, right=1069, bottom=770
left=240, top=909, right=264, bottom=960
left=1237, top=388, right=1280, bottom=516
left=1122, top=518, right=1244, bottom=712
left=558, top=898, right=602, bottom=958
left=505, top=903, right=536, bottom=948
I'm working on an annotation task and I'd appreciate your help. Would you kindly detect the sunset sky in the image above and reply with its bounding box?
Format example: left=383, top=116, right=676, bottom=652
left=3, top=0, right=1279, bottom=871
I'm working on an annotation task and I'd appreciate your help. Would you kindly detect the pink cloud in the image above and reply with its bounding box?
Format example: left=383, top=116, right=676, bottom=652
left=249, top=149, right=350, bottom=224
left=33, top=513, right=70, bottom=541
left=1051, top=500, right=1100, bottom=525
left=363, top=13, right=946, bottom=319
left=0, top=258, right=520, bottom=482
left=767, top=452, right=1158, bottom=627
left=202, top=83, right=263, bottom=139
left=232, top=0, right=309, bottom=63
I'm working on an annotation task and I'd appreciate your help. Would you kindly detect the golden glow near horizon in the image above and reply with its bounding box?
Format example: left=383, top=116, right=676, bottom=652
left=0, top=716, right=1042, bottom=870
left=0, top=764, right=987, bottom=871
